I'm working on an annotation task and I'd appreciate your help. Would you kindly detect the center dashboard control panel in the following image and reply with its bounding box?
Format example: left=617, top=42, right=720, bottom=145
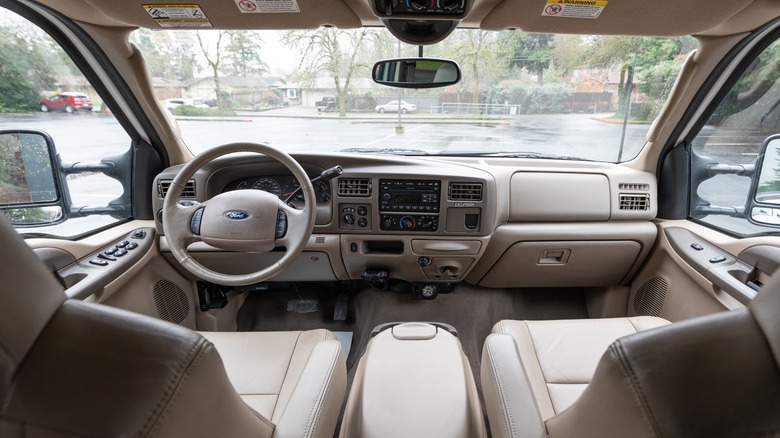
left=379, top=179, right=440, bottom=232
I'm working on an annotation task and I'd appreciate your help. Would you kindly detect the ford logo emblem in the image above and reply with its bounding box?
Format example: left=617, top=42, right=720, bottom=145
left=224, top=210, right=250, bottom=220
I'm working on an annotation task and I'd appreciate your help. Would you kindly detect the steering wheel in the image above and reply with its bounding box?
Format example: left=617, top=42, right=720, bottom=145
left=162, top=143, right=317, bottom=286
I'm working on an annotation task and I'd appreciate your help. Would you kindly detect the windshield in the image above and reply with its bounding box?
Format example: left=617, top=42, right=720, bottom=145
left=135, top=28, right=693, bottom=162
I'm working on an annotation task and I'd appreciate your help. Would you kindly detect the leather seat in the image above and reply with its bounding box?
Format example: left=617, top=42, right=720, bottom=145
left=482, top=281, right=780, bottom=437
left=0, top=213, right=346, bottom=438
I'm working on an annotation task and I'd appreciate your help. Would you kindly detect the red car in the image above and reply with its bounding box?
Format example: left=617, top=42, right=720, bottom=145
left=39, top=92, right=93, bottom=113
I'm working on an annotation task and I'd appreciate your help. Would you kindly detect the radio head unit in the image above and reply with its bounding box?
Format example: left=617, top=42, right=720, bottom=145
left=379, top=180, right=441, bottom=212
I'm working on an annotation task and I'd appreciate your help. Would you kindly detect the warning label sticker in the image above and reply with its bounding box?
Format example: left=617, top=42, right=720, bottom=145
left=234, top=0, right=300, bottom=14
left=541, top=0, right=607, bottom=19
left=143, top=4, right=212, bottom=28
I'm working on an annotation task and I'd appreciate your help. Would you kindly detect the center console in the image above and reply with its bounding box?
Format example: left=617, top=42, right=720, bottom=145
left=340, top=322, right=486, bottom=438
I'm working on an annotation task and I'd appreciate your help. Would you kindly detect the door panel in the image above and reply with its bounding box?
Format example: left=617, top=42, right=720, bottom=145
left=629, top=220, right=780, bottom=322
left=27, top=219, right=199, bottom=330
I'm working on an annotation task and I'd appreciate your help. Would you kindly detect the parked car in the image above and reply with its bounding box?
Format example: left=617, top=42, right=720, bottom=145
left=163, top=98, right=210, bottom=114
left=1, top=0, right=780, bottom=437
left=39, top=92, right=93, bottom=113
left=375, top=100, right=416, bottom=113
left=316, top=96, right=336, bottom=112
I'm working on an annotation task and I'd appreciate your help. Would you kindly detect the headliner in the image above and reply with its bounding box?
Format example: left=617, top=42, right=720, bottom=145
left=29, top=0, right=780, bottom=37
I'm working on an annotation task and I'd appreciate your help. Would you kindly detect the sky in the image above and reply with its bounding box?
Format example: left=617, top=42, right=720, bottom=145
left=151, top=28, right=296, bottom=77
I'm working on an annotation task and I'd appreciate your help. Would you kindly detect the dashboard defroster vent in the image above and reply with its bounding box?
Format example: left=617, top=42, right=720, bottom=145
left=619, top=193, right=650, bottom=211
left=158, top=179, right=196, bottom=198
left=449, top=182, right=483, bottom=201
left=619, top=183, right=650, bottom=191
left=338, top=178, right=371, bottom=197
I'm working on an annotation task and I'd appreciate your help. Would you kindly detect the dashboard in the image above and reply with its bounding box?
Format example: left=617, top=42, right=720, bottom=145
left=153, top=152, right=658, bottom=289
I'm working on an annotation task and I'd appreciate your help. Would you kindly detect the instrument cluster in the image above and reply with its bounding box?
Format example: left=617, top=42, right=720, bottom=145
left=223, top=175, right=332, bottom=204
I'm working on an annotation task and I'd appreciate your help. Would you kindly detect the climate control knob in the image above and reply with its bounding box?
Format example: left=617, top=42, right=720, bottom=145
left=438, top=0, right=462, bottom=10
left=408, top=0, right=429, bottom=10
left=400, top=216, right=416, bottom=229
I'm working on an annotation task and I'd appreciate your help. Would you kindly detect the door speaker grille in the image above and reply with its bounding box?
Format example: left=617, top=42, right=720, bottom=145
left=633, top=276, right=667, bottom=316
left=153, top=280, right=190, bottom=324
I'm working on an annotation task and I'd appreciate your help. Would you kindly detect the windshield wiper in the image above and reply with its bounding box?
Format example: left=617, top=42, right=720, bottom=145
left=440, top=151, right=596, bottom=162
left=340, top=147, right=432, bottom=155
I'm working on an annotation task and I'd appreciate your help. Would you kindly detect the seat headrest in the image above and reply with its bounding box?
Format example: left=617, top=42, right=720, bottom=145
left=434, top=64, right=458, bottom=83
left=0, top=213, right=65, bottom=395
left=749, top=270, right=780, bottom=367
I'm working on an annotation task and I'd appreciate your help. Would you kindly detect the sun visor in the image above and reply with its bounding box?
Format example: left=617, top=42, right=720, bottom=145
left=36, top=0, right=363, bottom=29
left=480, top=0, right=753, bottom=36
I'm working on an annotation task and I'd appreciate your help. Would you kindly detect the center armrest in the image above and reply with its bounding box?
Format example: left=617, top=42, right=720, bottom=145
left=340, top=322, right=486, bottom=438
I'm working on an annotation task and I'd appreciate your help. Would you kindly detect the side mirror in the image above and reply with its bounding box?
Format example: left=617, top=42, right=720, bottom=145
left=749, top=135, right=780, bottom=226
left=0, top=130, right=69, bottom=226
left=372, top=58, right=461, bottom=89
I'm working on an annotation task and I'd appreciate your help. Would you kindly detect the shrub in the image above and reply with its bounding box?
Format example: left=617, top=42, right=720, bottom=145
left=525, top=83, right=571, bottom=114
left=173, top=105, right=236, bottom=116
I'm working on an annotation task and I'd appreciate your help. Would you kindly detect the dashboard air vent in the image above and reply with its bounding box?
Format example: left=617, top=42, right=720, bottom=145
left=158, top=179, right=196, bottom=198
left=449, top=182, right=483, bottom=201
left=619, top=193, right=650, bottom=211
left=338, top=178, right=372, bottom=197
left=618, top=183, right=650, bottom=191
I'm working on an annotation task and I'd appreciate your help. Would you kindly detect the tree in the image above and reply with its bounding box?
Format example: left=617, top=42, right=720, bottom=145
left=168, top=43, right=198, bottom=80
left=283, top=28, right=380, bottom=117
left=197, top=30, right=229, bottom=108
left=503, top=32, right=554, bottom=85
left=434, top=30, right=503, bottom=105
left=130, top=29, right=197, bottom=80
left=224, top=31, right=269, bottom=78
left=568, top=36, right=693, bottom=116
left=0, top=26, right=55, bottom=112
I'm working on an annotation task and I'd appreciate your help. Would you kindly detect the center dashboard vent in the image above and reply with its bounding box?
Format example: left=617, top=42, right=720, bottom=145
left=338, top=178, right=372, bottom=197
left=619, top=193, right=650, bottom=211
left=158, top=179, right=196, bottom=198
left=449, top=182, right=483, bottom=201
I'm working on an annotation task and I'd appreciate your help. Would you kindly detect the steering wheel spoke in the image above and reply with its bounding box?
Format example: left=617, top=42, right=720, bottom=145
left=167, top=201, right=206, bottom=246
left=276, top=199, right=310, bottom=247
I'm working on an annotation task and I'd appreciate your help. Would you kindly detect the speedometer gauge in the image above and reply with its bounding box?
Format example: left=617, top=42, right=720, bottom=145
left=252, top=177, right=282, bottom=197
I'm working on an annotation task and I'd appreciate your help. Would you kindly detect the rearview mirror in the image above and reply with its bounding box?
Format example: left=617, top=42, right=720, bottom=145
left=0, top=130, right=68, bottom=226
left=750, top=135, right=780, bottom=226
left=372, top=58, right=461, bottom=89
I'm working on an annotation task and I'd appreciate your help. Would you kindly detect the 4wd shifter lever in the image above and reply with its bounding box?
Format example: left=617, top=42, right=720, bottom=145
left=284, top=165, right=343, bottom=204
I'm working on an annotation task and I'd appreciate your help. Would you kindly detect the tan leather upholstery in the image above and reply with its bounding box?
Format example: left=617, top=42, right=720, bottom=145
left=341, top=323, right=486, bottom=438
left=483, top=281, right=780, bottom=438
left=0, top=213, right=346, bottom=437
left=201, top=330, right=347, bottom=438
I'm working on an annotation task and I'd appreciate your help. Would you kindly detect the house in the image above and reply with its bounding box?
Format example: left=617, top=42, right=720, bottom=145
left=571, top=68, right=646, bottom=108
left=278, top=84, right=302, bottom=106
left=151, top=77, right=183, bottom=100
left=182, top=76, right=287, bottom=107
left=301, top=77, right=376, bottom=108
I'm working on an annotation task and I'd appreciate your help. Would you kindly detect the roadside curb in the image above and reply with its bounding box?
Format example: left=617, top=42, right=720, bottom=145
left=591, top=117, right=652, bottom=125
left=175, top=117, right=253, bottom=122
